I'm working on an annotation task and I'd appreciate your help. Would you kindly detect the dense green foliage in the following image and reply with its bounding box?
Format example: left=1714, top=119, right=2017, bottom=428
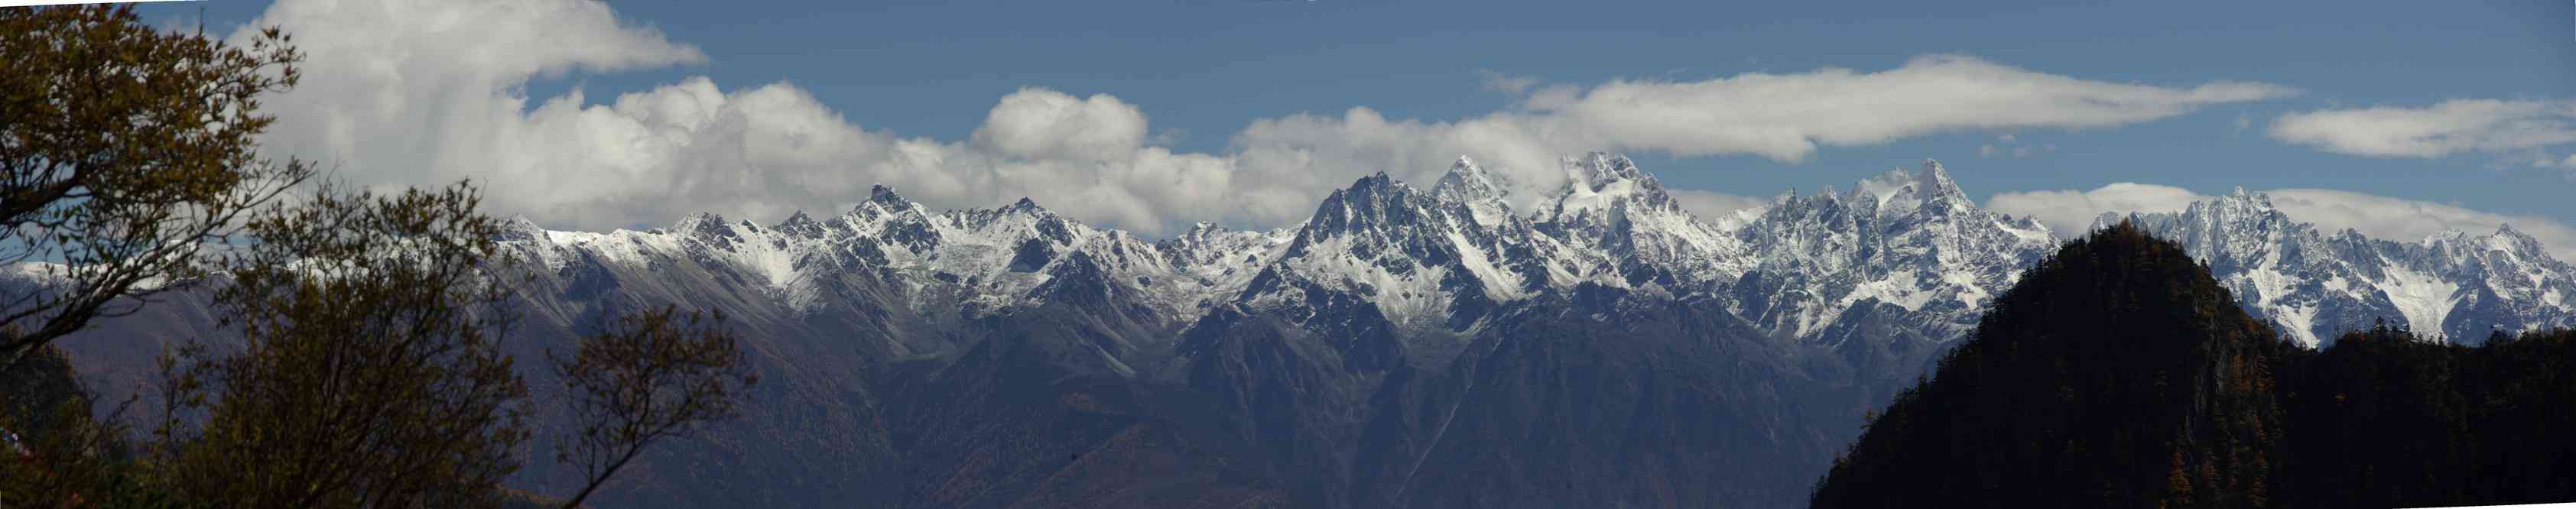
left=1811, top=222, right=2576, bottom=508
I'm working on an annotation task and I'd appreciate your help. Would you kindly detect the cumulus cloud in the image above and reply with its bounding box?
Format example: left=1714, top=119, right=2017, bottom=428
left=970, top=89, right=1149, bottom=162
left=233, top=0, right=1256, bottom=234
left=2269, top=99, right=2576, bottom=163
left=235, top=0, right=2298, bottom=235
left=1990, top=184, right=2576, bottom=260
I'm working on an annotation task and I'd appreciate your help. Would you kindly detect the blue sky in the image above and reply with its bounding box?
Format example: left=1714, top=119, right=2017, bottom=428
left=141, top=0, right=2576, bottom=251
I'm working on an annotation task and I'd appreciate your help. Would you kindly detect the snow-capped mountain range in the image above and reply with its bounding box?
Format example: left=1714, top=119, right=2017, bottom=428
left=489, top=152, right=2564, bottom=350
left=40, top=152, right=2576, bottom=508
left=2104, top=190, right=2576, bottom=345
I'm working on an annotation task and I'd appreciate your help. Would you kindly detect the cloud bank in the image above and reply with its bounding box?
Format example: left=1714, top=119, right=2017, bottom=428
left=1990, top=184, right=2576, bottom=260
left=2269, top=99, right=2576, bottom=167
left=236, top=0, right=2298, bottom=235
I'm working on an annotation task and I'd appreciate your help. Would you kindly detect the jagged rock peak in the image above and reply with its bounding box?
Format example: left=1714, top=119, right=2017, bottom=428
left=2190, top=190, right=2281, bottom=221
left=668, top=212, right=743, bottom=248
left=776, top=210, right=826, bottom=238
left=1295, top=171, right=1453, bottom=251
left=1318, top=171, right=1420, bottom=215
left=1005, top=196, right=1049, bottom=215
left=672, top=212, right=729, bottom=234
left=1542, top=151, right=1683, bottom=222
left=1434, top=155, right=1512, bottom=202
left=1565, top=151, right=1645, bottom=190
left=1917, top=158, right=1967, bottom=201
left=867, top=183, right=912, bottom=207
left=1355, top=170, right=1401, bottom=190
left=1843, top=158, right=1970, bottom=216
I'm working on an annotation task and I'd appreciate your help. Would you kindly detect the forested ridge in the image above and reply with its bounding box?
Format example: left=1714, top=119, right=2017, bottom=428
left=1811, top=222, right=2576, bottom=508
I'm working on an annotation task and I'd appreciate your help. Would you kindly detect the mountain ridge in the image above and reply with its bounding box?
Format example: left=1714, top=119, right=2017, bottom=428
left=28, top=153, right=2576, bottom=508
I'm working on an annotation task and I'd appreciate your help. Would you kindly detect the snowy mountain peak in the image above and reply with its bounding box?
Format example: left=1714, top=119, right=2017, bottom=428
left=2192, top=188, right=2285, bottom=220
left=1843, top=159, right=1970, bottom=218
left=776, top=210, right=826, bottom=238
left=458, top=152, right=2576, bottom=360
left=1007, top=196, right=1047, bottom=214
left=1434, top=156, right=1511, bottom=201
left=1435, top=156, right=1516, bottom=226
left=868, top=183, right=908, bottom=206
left=1565, top=152, right=1649, bottom=190
left=1238, top=170, right=1531, bottom=332
left=496, top=215, right=549, bottom=243
left=1303, top=172, right=1432, bottom=242
left=673, top=212, right=735, bottom=237
left=2485, top=224, right=2553, bottom=258
left=2120, top=191, right=2576, bottom=346
left=1734, top=160, right=2057, bottom=339
left=1916, top=158, right=1967, bottom=203
left=2207, top=186, right=2282, bottom=210
left=1544, top=152, right=1683, bottom=223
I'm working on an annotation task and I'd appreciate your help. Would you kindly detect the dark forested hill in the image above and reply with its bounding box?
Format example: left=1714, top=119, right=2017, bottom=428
left=1810, top=222, right=2576, bottom=509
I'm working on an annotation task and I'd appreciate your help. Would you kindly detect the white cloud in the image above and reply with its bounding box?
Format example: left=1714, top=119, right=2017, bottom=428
left=1977, top=134, right=2055, bottom=159
left=1230, top=56, right=2291, bottom=219
left=2266, top=189, right=2576, bottom=257
left=1509, top=54, right=2297, bottom=163
left=234, top=0, right=1259, bottom=234
left=970, top=88, right=1149, bottom=162
left=2535, top=153, right=2576, bottom=170
left=1990, top=184, right=2576, bottom=260
left=2269, top=99, right=2576, bottom=161
left=1476, top=70, right=1538, bottom=96
left=235, top=0, right=2299, bottom=235
left=1986, top=183, right=2207, bottom=234
left=1667, top=190, right=1769, bottom=220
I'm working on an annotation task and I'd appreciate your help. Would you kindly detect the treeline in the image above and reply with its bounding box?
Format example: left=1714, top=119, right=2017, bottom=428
left=2276, top=325, right=2576, bottom=506
left=0, top=6, right=754, bottom=508
left=1810, top=222, right=2576, bottom=509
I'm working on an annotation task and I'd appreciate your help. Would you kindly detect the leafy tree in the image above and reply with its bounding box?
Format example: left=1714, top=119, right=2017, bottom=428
left=551, top=306, right=759, bottom=508
left=145, top=182, right=760, bottom=507
left=154, top=182, right=531, bottom=507
left=0, top=5, right=311, bottom=368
